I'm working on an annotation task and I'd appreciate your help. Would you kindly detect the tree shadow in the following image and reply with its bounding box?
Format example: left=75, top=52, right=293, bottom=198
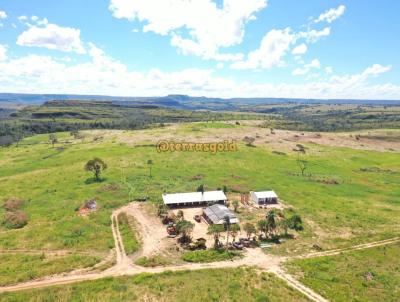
left=85, top=177, right=107, bottom=184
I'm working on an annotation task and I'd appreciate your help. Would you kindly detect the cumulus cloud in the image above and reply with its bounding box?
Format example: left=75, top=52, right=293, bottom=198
left=0, top=10, right=7, bottom=19
left=292, top=59, right=320, bottom=76
left=231, top=28, right=294, bottom=70
left=0, top=44, right=7, bottom=61
left=299, top=27, right=331, bottom=43
left=315, top=5, right=346, bottom=24
left=0, top=46, right=396, bottom=99
left=109, top=0, right=266, bottom=61
left=17, top=23, right=85, bottom=54
left=292, top=43, right=307, bottom=55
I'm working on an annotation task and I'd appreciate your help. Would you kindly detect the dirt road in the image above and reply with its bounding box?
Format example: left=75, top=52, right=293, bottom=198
left=1, top=202, right=399, bottom=302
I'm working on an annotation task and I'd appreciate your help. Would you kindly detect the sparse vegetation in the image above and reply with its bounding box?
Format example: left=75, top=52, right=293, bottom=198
left=286, top=243, right=400, bottom=302
left=117, top=212, right=140, bottom=255
left=182, top=249, right=242, bottom=263
left=0, top=268, right=310, bottom=301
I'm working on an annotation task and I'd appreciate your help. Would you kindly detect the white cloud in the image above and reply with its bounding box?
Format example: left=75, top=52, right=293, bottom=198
left=109, top=0, right=267, bottom=61
left=299, top=27, right=330, bottom=43
left=0, top=10, right=7, bottom=19
left=231, top=28, right=294, bottom=70
left=17, top=23, right=86, bottom=54
left=315, top=5, right=346, bottom=24
left=325, top=66, right=333, bottom=74
left=292, top=59, right=320, bottom=76
left=292, top=43, right=307, bottom=55
left=0, top=46, right=397, bottom=100
left=0, top=44, right=7, bottom=61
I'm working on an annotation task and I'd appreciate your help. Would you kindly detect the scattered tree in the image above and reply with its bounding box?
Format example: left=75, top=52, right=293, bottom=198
left=207, top=224, right=224, bottom=249
left=257, top=219, right=268, bottom=238
left=147, top=159, right=153, bottom=178
left=243, top=222, right=256, bottom=239
left=176, top=220, right=194, bottom=243
left=176, top=209, right=184, bottom=221
left=288, top=214, right=303, bottom=231
left=49, top=134, right=58, bottom=148
left=230, top=224, right=241, bottom=242
left=266, top=211, right=277, bottom=237
left=196, top=184, right=205, bottom=194
left=297, top=158, right=308, bottom=177
left=224, top=215, right=231, bottom=248
left=157, top=204, right=169, bottom=217
left=84, top=158, right=107, bottom=181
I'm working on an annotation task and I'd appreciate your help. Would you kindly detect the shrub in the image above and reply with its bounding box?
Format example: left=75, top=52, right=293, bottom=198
left=2, top=211, right=28, bottom=229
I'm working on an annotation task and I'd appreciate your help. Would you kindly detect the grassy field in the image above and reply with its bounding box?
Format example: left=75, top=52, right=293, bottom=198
left=0, top=122, right=399, bottom=282
left=117, top=212, right=140, bottom=255
left=0, top=253, right=99, bottom=286
left=182, top=250, right=242, bottom=263
left=286, top=242, right=400, bottom=302
left=0, top=268, right=310, bottom=302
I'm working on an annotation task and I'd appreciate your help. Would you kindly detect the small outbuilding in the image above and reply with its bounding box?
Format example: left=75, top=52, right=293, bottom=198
left=162, top=190, right=227, bottom=208
left=203, top=204, right=239, bottom=225
left=250, top=191, right=278, bottom=205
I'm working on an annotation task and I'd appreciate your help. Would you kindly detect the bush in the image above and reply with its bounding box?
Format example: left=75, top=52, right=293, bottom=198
left=3, top=198, right=23, bottom=212
left=2, top=211, right=28, bottom=229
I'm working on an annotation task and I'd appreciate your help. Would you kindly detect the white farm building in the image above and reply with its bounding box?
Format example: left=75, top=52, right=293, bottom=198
left=162, top=190, right=227, bottom=207
left=250, top=191, right=278, bottom=205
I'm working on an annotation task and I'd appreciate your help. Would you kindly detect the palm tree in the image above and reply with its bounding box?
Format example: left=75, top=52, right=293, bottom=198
left=207, top=224, right=224, bottom=249
left=230, top=224, right=241, bottom=243
left=224, top=215, right=231, bottom=249
left=257, top=219, right=268, bottom=239
left=147, top=159, right=153, bottom=178
left=266, top=211, right=277, bottom=238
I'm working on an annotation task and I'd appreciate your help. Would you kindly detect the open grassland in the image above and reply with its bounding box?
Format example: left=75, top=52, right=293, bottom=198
left=0, top=254, right=100, bottom=286
left=0, top=268, right=310, bottom=302
left=285, top=242, right=400, bottom=302
left=0, top=123, right=399, bottom=279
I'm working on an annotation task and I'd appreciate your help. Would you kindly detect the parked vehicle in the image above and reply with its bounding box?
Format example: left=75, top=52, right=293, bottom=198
left=232, top=242, right=243, bottom=250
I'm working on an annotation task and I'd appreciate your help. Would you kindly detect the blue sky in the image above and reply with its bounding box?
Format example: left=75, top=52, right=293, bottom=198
left=0, top=0, right=399, bottom=99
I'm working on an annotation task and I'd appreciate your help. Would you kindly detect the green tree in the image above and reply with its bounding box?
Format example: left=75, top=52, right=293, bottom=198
left=197, top=184, right=204, bottom=194
left=243, top=222, right=256, bottom=239
left=147, top=159, right=153, bottom=178
left=176, top=209, right=184, bottom=221
left=49, top=134, right=57, bottom=148
left=207, top=224, right=224, bottom=249
left=288, top=214, right=303, bottom=231
left=257, top=219, right=268, bottom=238
left=176, top=220, right=194, bottom=242
left=157, top=204, right=169, bottom=217
left=230, top=224, right=241, bottom=242
left=266, top=211, right=277, bottom=237
left=84, top=158, right=107, bottom=181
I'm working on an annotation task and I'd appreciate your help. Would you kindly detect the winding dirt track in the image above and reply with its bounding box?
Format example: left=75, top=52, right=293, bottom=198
left=0, top=202, right=399, bottom=302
